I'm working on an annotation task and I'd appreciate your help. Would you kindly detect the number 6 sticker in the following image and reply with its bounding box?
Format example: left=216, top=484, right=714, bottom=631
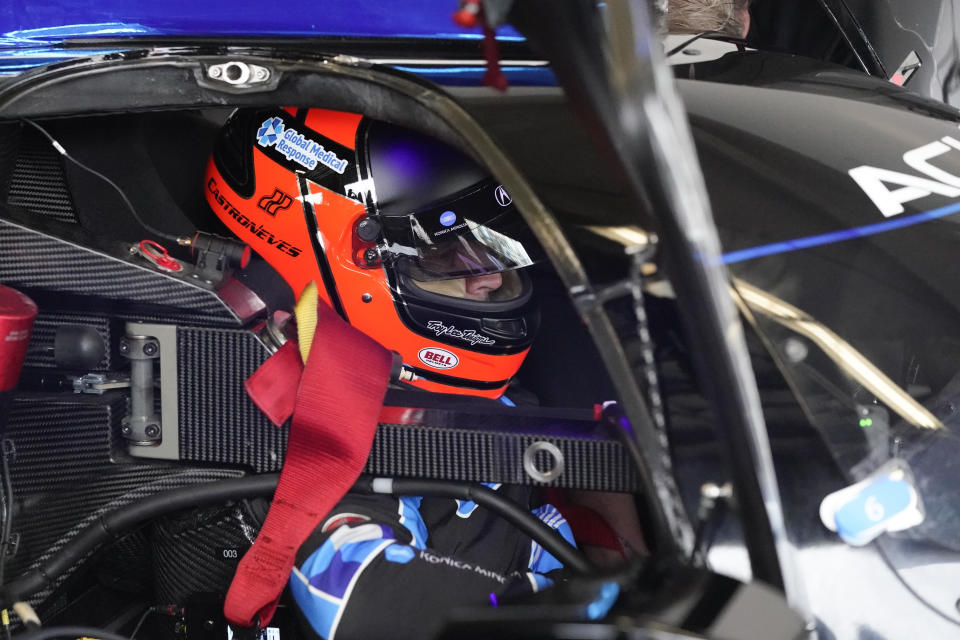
left=820, top=459, right=924, bottom=546
left=864, top=495, right=885, bottom=522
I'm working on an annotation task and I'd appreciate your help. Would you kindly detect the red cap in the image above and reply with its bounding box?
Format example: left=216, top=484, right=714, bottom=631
left=0, top=286, right=38, bottom=392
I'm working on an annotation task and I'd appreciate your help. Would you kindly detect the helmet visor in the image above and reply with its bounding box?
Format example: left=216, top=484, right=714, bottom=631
left=408, top=215, right=534, bottom=279
left=383, top=181, right=537, bottom=279
left=410, top=266, right=527, bottom=302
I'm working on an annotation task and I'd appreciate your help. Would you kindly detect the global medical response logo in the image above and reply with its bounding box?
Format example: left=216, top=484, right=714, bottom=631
left=418, top=347, right=459, bottom=369
left=257, top=117, right=284, bottom=146
left=256, top=117, right=349, bottom=174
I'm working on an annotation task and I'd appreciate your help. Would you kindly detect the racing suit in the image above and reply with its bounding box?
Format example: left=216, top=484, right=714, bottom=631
left=289, top=485, right=573, bottom=640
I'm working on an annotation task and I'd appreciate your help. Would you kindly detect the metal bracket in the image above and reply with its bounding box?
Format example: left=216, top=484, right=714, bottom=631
left=890, top=50, right=922, bottom=86
left=199, top=61, right=281, bottom=93
left=123, top=323, right=180, bottom=461
left=120, top=334, right=161, bottom=445
left=72, top=373, right=130, bottom=395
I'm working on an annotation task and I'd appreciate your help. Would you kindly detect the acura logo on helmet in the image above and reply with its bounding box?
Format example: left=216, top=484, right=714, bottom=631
left=494, top=185, right=512, bottom=207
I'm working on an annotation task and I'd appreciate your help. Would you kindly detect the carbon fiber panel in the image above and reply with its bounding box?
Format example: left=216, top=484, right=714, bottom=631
left=6, top=128, right=78, bottom=224
left=5, top=394, right=244, bottom=619
left=177, top=327, right=287, bottom=471
left=175, top=328, right=641, bottom=491
left=152, top=504, right=257, bottom=603
left=24, top=312, right=113, bottom=370
left=368, top=424, right=640, bottom=491
left=0, top=217, right=240, bottom=327
left=0, top=123, right=22, bottom=203
left=96, top=529, right=152, bottom=595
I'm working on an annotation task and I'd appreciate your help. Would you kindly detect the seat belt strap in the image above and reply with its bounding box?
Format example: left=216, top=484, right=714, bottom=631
left=244, top=340, right=303, bottom=428
left=224, top=298, right=392, bottom=628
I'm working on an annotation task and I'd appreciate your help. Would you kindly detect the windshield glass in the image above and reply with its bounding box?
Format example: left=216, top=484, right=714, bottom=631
left=727, top=227, right=960, bottom=619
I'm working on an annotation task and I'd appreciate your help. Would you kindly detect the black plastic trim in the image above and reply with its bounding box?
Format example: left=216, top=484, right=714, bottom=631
left=298, top=174, right=347, bottom=320
left=407, top=365, right=510, bottom=391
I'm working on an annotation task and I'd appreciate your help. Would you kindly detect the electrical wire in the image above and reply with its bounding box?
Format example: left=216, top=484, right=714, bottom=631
left=19, top=119, right=180, bottom=242
left=0, top=426, right=14, bottom=589
left=0, top=462, right=7, bottom=587
left=0, top=474, right=281, bottom=606
left=0, top=444, right=12, bottom=587
left=359, top=477, right=591, bottom=574
left=0, top=451, right=13, bottom=585
left=1, top=472, right=590, bottom=606
left=128, top=607, right=156, bottom=640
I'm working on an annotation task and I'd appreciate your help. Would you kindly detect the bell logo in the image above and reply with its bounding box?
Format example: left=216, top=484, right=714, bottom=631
left=418, top=347, right=459, bottom=370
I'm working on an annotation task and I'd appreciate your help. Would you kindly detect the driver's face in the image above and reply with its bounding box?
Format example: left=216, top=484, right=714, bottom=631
left=413, top=272, right=504, bottom=301
left=415, top=235, right=507, bottom=301
left=464, top=272, right=503, bottom=301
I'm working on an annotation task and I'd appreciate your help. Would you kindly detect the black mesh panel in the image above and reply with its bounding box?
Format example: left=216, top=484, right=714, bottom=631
left=7, top=127, right=78, bottom=224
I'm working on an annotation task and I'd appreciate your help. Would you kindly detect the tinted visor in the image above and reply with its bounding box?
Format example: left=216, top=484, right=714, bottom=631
left=411, top=267, right=527, bottom=303
left=410, top=216, right=534, bottom=279
left=382, top=181, right=538, bottom=283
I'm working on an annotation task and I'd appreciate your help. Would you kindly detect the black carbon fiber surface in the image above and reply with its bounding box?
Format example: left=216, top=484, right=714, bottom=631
left=175, top=327, right=640, bottom=491
left=368, top=423, right=640, bottom=491
left=6, top=127, right=78, bottom=224
left=152, top=504, right=257, bottom=603
left=96, top=529, right=152, bottom=595
left=5, top=394, right=244, bottom=621
left=24, top=312, right=113, bottom=371
left=177, top=327, right=287, bottom=471
left=0, top=123, right=21, bottom=203
left=0, top=217, right=241, bottom=327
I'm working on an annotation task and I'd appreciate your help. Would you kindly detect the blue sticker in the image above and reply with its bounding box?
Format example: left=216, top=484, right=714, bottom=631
left=440, top=210, right=457, bottom=227
left=834, top=476, right=913, bottom=543
left=820, top=460, right=924, bottom=547
left=257, top=117, right=285, bottom=146
left=383, top=544, right=416, bottom=564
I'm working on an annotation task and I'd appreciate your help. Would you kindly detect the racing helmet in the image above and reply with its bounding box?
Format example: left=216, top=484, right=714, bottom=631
left=205, top=107, right=540, bottom=398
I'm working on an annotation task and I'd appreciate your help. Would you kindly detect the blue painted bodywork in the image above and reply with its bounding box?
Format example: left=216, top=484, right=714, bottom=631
left=0, top=2, right=522, bottom=41
left=0, top=2, right=540, bottom=83
left=394, top=65, right=556, bottom=86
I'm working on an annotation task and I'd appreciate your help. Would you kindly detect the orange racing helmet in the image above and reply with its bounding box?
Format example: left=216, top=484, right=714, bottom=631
left=205, top=108, right=540, bottom=398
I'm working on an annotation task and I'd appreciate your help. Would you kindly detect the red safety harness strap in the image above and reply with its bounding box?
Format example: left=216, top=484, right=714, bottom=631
left=224, top=302, right=392, bottom=628
left=243, top=341, right=303, bottom=428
